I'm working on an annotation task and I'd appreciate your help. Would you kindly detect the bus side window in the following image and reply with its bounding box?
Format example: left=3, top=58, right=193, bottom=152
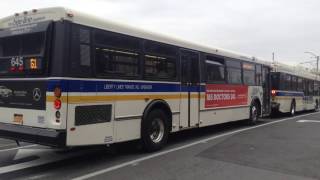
left=292, top=76, right=297, bottom=91
left=303, top=79, right=308, bottom=95
left=226, top=59, right=242, bottom=84
left=0, top=39, right=3, bottom=56
left=309, top=80, right=314, bottom=95
left=143, top=41, right=178, bottom=81
left=297, top=78, right=303, bottom=92
left=242, top=62, right=255, bottom=86
left=255, top=65, right=262, bottom=86
left=93, top=29, right=141, bottom=79
left=205, top=55, right=225, bottom=83
left=69, top=25, right=93, bottom=77
left=314, top=81, right=319, bottom=96
left=79, top=29, right=91, bottom=67
left=284, top=74, right=292, bottom=91
left=95, top=48, right=140, bottom=77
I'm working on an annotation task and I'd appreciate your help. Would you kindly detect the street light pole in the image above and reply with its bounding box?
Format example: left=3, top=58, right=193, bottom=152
left=317, top=56, right=319, bottom=73
left=304, top=51, right=319, bottom=73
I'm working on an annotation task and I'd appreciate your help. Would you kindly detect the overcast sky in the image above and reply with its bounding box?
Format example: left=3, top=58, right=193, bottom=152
left=1, top=0, right=320, bottom=66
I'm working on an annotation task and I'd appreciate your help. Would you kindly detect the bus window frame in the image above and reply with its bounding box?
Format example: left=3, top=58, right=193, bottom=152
left=255, top=64, right=262, bottom=86
left=203, top=54, right=226, bottom=84
left=242, top=62, right=256, bottom=86
left=225, top=58, right=243, bottom=85
left=143, top=40, right=179, bottom=82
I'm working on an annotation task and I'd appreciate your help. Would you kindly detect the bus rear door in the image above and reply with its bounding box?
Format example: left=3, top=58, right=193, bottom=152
left=180, top=49, right=200, bottom=128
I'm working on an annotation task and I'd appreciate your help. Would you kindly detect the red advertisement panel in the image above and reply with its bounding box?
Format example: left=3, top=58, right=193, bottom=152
left=205, top=84, right=248, bottom=108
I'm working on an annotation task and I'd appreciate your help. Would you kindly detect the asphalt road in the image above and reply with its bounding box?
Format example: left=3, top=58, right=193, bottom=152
left=0, top=111, right=319, bottom=180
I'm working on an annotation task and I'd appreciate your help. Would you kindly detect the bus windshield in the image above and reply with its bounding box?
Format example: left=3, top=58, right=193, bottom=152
left=0, top=28, right=49, bottom=77
left=0, top=32, right=45, bottom=57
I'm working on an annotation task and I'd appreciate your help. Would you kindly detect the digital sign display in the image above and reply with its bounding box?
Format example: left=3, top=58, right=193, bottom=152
left=10, top=57, right=42, bottom=72
left=30, top=58, right=38, bottom=70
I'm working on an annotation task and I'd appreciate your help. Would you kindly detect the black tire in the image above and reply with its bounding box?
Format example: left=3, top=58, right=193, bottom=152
left=141, top=109, right=169, bottom=152
left=247, top=102, right=259, bottom=125
left=290, top=101, right=296, bottom=116
left=270, top=108, right=279, bottom=118
left=315, top=100, right=319, bottom=112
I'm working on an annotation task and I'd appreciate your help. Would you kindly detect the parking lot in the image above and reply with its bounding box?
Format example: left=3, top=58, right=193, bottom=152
left=0, top=111, right=319, bottom=180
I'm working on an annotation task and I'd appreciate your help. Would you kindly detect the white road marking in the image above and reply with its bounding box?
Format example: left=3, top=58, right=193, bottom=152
left=0, top=143, right=17, bottom=148
left=297, top=120, right=320, bottom=123
left=13, top=148, right=50, bottom=161
left=72, top=112, right=320, bottom=180
left=0, top=144, right=37, bottom=153
left=0, top=148, right=88, bottom=174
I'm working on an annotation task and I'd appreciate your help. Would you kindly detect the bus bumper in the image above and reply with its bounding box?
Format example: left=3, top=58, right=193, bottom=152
left=0, top=123, right=66, bottom=147
left=271, top=102, right=280, bottom=111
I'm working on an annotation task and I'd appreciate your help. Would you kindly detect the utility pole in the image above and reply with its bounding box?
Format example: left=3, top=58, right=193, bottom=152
left=272, top=52, right=275, bottom=63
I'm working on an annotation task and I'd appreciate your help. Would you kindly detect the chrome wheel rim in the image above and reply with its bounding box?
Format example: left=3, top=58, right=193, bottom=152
left=291, top=106, right=295, bottom=115
left=251, top=106, right=258, bottom=122
left=149, top=118, right=165, bottom=143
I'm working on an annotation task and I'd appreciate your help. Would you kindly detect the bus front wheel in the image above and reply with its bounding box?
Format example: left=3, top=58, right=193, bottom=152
left=141, top=109, right=169, bottom=152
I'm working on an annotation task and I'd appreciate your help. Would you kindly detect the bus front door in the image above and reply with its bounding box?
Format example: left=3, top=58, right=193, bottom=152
left=180, top=49, right=200, bottom=128
left=262, top=66, right=271, bottom=116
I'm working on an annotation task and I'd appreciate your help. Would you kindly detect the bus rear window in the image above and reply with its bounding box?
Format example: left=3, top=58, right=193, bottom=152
left=0, top=32, right=45, bottom=57
left=0, top=32, right=47, bottom=76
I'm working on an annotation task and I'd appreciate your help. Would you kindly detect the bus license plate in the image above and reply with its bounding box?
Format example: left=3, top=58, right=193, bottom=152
left=13, top=114, right=23, bottom=125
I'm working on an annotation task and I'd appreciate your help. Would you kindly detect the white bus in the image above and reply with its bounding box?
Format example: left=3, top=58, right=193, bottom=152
left=271, top=63, right=320, bottom=115
left=0, top=7, right=271, bottom=151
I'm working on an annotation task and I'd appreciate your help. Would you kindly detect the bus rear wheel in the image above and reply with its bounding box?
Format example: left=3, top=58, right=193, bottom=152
left=247, top=102, right=259, bottom=125
left=290, top=102, right=296, bottom=116
left=141, top=109, right=169, bottom=152
left=315, top=100, right=319, bottom=111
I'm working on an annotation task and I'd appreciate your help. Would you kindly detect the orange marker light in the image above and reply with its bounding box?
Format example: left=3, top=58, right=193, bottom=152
left=54, top=87, right=62, bottom=98
left=30, top=58, right=38, bottom=69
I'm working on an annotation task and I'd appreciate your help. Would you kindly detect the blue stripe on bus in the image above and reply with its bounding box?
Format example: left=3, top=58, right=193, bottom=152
left=47, top=79, right=203, bottom=93
left=275, top=91, right=304, bottom=97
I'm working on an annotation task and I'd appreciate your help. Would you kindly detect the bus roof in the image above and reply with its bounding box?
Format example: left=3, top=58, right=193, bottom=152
left=272, top=62, right=319, bottom=80
left=0, top=7, right=271, bottom=66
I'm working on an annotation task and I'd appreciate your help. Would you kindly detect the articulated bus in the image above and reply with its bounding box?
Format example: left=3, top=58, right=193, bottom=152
left=0, top=7, right=271, bottom=151
left=271, top=63, right=320, bottom=115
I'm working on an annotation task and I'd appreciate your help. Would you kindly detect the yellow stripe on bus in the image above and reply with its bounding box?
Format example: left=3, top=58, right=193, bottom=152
left=47, top=93, right=203, bottom=103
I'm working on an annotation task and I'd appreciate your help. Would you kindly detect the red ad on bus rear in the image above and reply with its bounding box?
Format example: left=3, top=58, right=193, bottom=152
left=205, top=84, right=248, bottom=108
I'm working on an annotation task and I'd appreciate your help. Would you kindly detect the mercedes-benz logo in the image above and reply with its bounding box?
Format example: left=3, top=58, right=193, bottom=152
left=33, top=88, right=41, bottom=101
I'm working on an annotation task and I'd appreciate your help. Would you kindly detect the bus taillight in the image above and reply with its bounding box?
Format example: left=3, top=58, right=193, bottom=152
left=53, top=86, right=62, bottom=122
left=54, top=86, right=62, bottom=109
left=18, top=66, right=24, bottom=72
left=54, top=99, right=61, bottom=110
left=271, top=90, right=276, bottom=96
